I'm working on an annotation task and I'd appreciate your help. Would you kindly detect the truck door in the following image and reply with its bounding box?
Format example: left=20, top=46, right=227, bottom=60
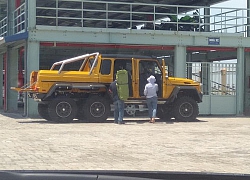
left=138, top=60, right=163, bottom=98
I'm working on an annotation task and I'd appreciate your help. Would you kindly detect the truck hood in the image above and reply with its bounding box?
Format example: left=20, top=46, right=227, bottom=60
left=167, top=77, right=199, bottom=86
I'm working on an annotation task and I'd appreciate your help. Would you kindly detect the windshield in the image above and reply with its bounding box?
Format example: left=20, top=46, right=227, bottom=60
left=1, top=0, right=250, bottom=178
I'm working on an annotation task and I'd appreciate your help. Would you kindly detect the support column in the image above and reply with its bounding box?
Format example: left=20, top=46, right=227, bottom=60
left=201, top=64, right=210, bottom=95
left=247, top=0, right=250, bottom=37
left=204, top=6, right=210, bottom=32
left=0, top=54, right=3, bottom=109
left=201, top=54, right=211, bottom=95
left=244, top=0, right=250, bottom=115
left=24, top=41, right=40, bottom=118
left=6, top=48, right=18, bottom=112
left=7, top=0, right=15, bottom=36
left=26, top=0, right=36, bottom=29
left=187, top=53, right=192, bottom=79
left=244, top=52, right=250, bottom=116
left=236, top=47, right=244, bottom=116
left=23, top=0, right=38, bottom=117
left=174, top=46, right=186, bottom=78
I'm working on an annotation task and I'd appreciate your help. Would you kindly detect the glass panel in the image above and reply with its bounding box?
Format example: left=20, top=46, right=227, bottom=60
left=100, top=59, right=111, bottom=75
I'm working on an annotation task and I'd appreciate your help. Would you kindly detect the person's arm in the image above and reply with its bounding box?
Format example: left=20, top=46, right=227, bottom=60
left=144, top=85, right=148, bottom=96
left=109, top=82, right=114, bottom=93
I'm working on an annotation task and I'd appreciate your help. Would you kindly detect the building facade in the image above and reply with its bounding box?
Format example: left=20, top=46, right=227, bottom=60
left=0, top=0, right=250, bottom=117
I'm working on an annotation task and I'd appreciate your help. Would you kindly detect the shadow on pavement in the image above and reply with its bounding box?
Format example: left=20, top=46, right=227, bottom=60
left=18, top=120, right=57, bottom=124
left=17, top=118, right=207, bottom=124
left=0, top=108, right=207, bottom=124
left=0, top=111, right=26, bottom=119
left=174, top=118, right=207, bottom=123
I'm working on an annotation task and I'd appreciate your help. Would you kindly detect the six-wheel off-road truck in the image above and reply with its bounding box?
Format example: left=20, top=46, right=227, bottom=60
left=11, top=52, right=202, bottom=123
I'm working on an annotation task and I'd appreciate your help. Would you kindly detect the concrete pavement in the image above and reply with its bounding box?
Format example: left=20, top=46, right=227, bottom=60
left=0, top=112, right=250, bottom=174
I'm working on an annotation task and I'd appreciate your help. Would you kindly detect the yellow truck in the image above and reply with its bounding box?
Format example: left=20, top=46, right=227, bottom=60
left=12, top=52, right=202, bottom=123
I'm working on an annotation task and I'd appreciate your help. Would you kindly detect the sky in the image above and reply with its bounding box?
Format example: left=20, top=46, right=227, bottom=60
left=212, top=0, right=246, bottom=8
left=211, top=0, right=246, bottom=63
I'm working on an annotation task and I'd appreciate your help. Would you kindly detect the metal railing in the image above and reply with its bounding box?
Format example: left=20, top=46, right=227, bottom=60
left=210, top=8, right=248, bottom=35
left=13, top=2, right=26, bottom=34
left=35, top=0, right=249, bottom=35
left=0, top=17, right=7, bottom=37
left=0, top=1, right=249, bottom=36
left=0, top=3, right=26, bottom=37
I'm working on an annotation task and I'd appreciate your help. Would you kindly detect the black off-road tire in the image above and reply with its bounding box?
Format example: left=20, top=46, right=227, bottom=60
left=173, top=96, right=199, bottom=122
left=83, top=95, right=111, bottom=123
left=38, top=103, right=52, bottom=121
left=48, top=97, right=77, bottom=123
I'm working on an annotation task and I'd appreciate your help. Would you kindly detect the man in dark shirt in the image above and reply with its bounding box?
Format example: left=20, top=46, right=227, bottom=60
left=109, top=79, right=125, bottom=124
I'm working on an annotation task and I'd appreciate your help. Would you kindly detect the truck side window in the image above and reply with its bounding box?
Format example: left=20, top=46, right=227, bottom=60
left=100, top=59, right=111, bottom=75
left=139, top=60, right=162, bottom=97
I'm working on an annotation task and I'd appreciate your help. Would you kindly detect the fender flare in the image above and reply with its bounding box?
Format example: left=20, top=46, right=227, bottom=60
left=167, top=86, right=203, bottom=103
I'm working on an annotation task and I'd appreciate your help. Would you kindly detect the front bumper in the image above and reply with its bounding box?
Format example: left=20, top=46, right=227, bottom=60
left=28, top=93, right=46, bottom=101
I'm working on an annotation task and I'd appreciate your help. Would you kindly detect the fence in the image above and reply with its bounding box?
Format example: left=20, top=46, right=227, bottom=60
left=187, top=62, right=236, bottom=96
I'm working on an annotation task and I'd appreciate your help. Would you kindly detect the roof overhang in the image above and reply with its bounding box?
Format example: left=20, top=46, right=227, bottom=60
left=0, top=31, right=28, bottom=53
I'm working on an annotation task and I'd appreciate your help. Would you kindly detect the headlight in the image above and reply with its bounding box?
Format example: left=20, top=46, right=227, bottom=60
left=200, top=83, right=203, bottom=93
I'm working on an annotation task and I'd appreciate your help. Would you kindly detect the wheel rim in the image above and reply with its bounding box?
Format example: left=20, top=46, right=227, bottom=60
left=56, top=101, right=72, bottom=118
left=179, top=102, right=193, bottom=117
left=90, top=102, right=105, bottom=118
left=125, top=105, right=136, bottom=116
